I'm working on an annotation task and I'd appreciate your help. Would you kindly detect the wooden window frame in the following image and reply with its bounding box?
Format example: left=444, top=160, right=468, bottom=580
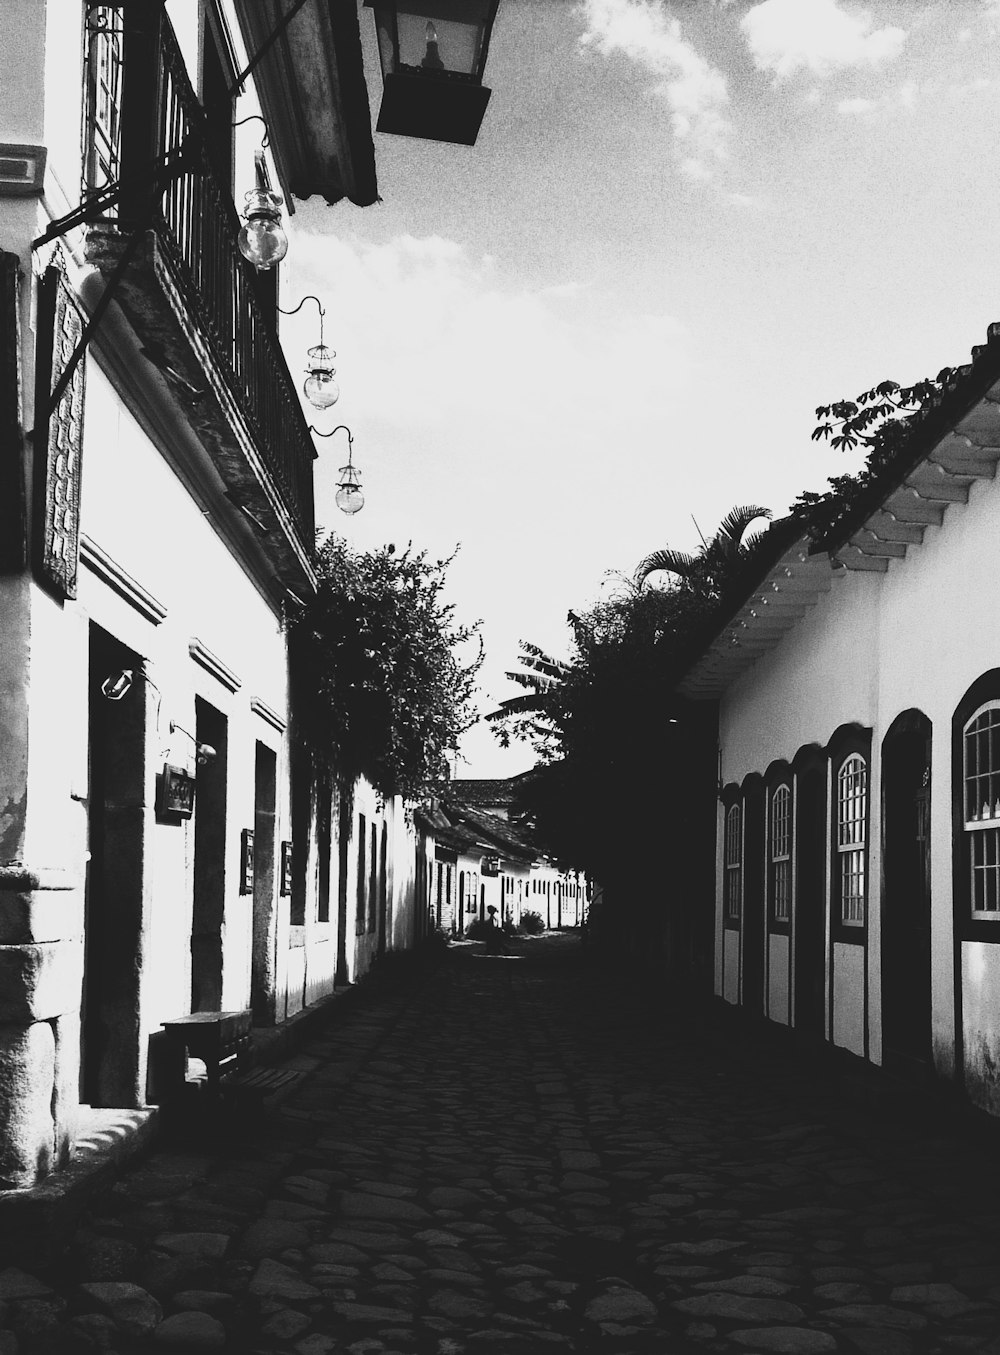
left=768, top=780, right=793, bottom=934
left=828, top=726, right=871, bottom=945
left=722, top=791, right=742, bottom=931
left=963, top=700, right=1000, bottom=925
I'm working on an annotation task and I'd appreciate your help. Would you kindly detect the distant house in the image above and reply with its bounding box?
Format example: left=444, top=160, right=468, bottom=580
left=420, top=781, right=587, bottom=935
left=673, top=322, right=1000, bottom=1118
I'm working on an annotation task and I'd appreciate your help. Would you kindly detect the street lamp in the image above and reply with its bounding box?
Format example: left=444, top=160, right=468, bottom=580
left=310, top=424, right=365, bottom=515
left=234, top=115, right=289, bottom=270
left=365, top=0, right=501, bottom=146
left=278, top=295, right=340, bottom=409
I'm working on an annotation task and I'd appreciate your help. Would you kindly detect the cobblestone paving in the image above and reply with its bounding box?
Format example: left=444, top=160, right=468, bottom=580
left=6, top=934, right=1000, bottom=1354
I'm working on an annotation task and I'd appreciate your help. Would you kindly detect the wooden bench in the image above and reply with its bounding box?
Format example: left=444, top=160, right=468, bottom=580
left=161, top=1010, right=306, bottom=1108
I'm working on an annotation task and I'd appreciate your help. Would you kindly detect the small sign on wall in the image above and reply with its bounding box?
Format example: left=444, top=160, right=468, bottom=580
left=240, top=829, right=255, bottom=894
left=280, top=840, right=293, bottom=896
left=157, top=764, right=195, bottom=820
left=482, top=854, right=500, bottom=877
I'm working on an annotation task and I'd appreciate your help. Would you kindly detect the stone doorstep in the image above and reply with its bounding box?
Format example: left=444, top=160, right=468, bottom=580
left=0, top=1107, right=159, bottom=1270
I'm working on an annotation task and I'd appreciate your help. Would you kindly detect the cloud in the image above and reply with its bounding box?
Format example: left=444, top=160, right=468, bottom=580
left=742, top=0, right=906, bottom=80
left=836, top=79, right=919, bottom=116
left=287, top=231, right=693, bottom=456
left=576, top=0, right=730, bottom=166
left=680, top=157, right=712, bottom=181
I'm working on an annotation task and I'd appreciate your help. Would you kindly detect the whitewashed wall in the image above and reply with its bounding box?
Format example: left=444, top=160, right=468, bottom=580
left=715, top=465, right=1000, bottom=1110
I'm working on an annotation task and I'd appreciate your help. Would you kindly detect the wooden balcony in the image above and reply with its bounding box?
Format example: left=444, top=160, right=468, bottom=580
left=80, top=5, right=316, bottom=591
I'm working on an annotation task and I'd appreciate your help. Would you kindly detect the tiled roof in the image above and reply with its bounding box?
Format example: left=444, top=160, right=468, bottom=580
left=675, top=322, right=1000, bottom=698
left=438, top=798, right=539, bottom=864
left=448, top=772, right=538, bottom=807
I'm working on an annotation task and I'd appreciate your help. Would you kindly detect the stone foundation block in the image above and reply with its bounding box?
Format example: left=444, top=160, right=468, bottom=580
left=0, top=1021, right=56, bottom=1188
left=0, top=939, right=83, bottom=1022
left=0, top=867, right=82, bottom=945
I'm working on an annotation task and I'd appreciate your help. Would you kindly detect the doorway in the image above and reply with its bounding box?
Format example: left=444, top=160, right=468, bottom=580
left=251, top=742, right=277, bottom=1024
left=794, top=760, right=827, bottom=1037
left=191, top=698, right=228, bottom=1012
left=881, top=712, right=932, bottom=1074
left=741, top=780, right=765, bottom=1015
left=83, top=625, right=146, bottom=1106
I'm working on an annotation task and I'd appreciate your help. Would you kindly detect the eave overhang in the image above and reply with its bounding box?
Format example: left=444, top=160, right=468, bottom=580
left=674, top=322, right=1000, bottom=702
left=233, top=0, right=378, bottom=207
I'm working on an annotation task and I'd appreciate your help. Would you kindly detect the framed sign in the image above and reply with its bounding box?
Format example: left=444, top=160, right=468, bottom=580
left=33, top=262, right=86, bottom=599
left=157, top=764, right=195, bottom=820
left=280, top=840, right=293, bottom=896
left=482, top=854, right=500, bottom=877
left=240, top=829, right=255, bottom=894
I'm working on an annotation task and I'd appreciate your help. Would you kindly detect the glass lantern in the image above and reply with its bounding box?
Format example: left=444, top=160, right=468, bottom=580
left=304, top=345, right=340, bottom=410
left=336, top=462, right=365, bottom=515
left=238, top=188, right=288, bottom=269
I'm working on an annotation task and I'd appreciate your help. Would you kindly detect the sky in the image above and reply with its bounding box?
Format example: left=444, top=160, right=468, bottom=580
left=278, top=0, right=1000, bottom=779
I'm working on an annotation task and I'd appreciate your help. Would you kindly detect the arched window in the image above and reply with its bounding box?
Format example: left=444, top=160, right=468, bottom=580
left=770, top=783, right=792, bottom=926
left=963, top=703, right=1000, bottom=917
left=836, top=753, right=867, bottom=927
left=724, top=803, right=742, bottom=925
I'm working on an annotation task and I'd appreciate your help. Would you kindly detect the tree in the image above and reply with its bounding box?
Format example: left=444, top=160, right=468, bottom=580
left=488, top=576, right=721, bottom=985
left=290, top=537, right=482, bottom=803
left=634, top=505, right=772, bottom=595
left=793, top=370, right=953, bottom=534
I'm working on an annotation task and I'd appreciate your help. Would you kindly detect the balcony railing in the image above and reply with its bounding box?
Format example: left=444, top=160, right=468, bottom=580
left=83, top=4, right=315, bottom=553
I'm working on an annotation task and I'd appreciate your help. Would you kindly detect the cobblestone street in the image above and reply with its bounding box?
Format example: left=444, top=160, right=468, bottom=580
left=6, top=933, right=1000, bottom=1355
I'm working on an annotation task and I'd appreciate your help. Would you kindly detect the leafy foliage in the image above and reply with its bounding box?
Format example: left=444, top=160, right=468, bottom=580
left=634, top=505, right=772, bottom=596
left=793, top=371, right=952, bottom=535
left=490, top=515, right=765, bottom=981
left=290, top=537, right=482, bottom=802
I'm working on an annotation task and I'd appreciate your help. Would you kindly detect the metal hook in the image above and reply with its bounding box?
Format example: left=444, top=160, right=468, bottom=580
left=278, top=295, right=326, bottom=346
left=232, top=114, right=270, bottom=149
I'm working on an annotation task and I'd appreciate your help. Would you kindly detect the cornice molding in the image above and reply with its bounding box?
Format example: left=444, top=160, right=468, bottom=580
left=80, top=535, right=168, bottom=624
left=189, top=637, right=241, bottom=692
left=250, top=695, right=286, bottom=734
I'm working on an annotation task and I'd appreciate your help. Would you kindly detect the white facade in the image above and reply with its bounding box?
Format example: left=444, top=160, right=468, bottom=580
left=683, top=332, right=1000, bottom=1116
left=0, top=0, right=425, bottom=1189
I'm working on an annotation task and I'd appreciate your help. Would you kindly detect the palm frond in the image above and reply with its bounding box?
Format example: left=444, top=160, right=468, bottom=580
left=716, top=505, right=772, bottom=550
left=502, top=669, right=560, bottom=692
left=739, top=528, right=769, bottom=557
left=517, top=640, right=567, bottom=672
left=634, top=548, right=698, bottom=586
left=485, top=693, right=550, bottom=721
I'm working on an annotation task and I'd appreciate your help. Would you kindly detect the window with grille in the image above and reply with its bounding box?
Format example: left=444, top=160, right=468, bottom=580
left=724, top=803, right=742, bottom=923
left=770, top=783, right=792, bottom=925
left=837, top=754, right=867, bottom=926
left=965, top=704, right=1000, bottom=916
left=84, top=5, right=124, bottom=195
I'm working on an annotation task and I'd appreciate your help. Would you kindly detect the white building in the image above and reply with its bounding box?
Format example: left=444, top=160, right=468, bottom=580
left=0, top=0, right=427, bottom=1190
left=675, top=322, right=1000, bottom=1117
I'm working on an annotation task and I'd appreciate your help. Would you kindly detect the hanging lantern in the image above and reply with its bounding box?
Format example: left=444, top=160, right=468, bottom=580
left=365, top=1, right=501, bottom=146
left=304, top=344, right=340, bottom=410
left=238, top=187, right=288, bottom=269
left=278, top=295, right=342, bottom=409
left=336, top=460, right=365, bottom=516
left=309, top=425, right=366, bottom=515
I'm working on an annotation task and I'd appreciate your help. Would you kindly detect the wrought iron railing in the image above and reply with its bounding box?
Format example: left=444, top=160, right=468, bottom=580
left=83, top=4, right=315, bottom=550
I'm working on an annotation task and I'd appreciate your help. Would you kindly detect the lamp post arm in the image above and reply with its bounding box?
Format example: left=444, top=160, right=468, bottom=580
left=228, top=0, right=314, bottom=101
